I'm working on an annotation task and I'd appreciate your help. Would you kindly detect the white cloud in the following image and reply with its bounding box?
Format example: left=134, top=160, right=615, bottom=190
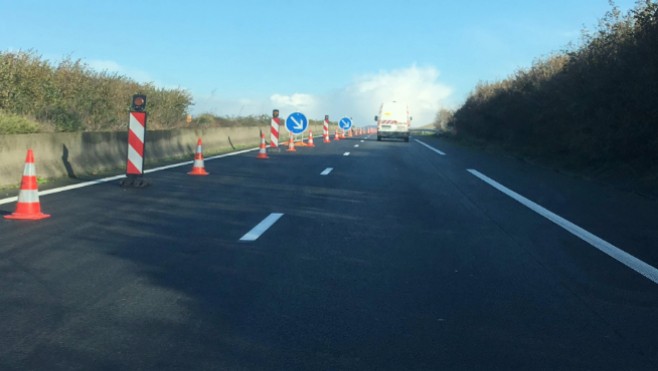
left=332, top=65, right=453, bottom=126
left=192, top=65, right=453, bottom=127
left=270, top=93, right=317, bottom=111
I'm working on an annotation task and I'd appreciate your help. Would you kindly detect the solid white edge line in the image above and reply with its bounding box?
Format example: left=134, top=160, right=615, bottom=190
left=240, top=213, right=284, bottom=241
left=0, top=146, right=260, bottom=206
left=414, top=139, right=446, bottom=156
left=467, top=168, right=658, bottom=285
left=320, top=167, right=333, bottom=176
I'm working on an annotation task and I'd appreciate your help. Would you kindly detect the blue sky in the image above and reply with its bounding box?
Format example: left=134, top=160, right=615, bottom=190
left=0, top=0, right=638, bottom=126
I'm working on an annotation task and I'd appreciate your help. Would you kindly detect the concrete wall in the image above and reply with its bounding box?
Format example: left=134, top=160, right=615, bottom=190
left=0, top=124, right=323, bottom=187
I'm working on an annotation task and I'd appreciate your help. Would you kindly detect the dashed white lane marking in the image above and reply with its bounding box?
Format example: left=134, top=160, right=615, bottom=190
left=354, top=144, right=360, bottom=148
left=415, top=139, right=446, bottom=156
left=240, top=213, right=284, bottom=242
left=360, top=140, right=365, bottom=143
left=343, top=152, right=350, bottom=156
left=320, top=168, right=333, bottom=176
left=468, top=168, right=658, bottom=285
left=0, top=147, right=258, bottom=205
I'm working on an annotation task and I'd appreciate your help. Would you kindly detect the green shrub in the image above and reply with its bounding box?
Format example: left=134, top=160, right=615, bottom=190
left=0, top=111, right=41, bottom=134
left=195, top=113, right=217, bottom=125
left=38, top=106, right=83, bottom=132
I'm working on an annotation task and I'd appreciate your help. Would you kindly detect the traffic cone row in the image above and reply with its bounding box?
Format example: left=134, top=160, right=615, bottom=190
left=4, top=149, right=50, bottom=220
left=2, top=127, right=364, bottom=222
left=188, top=138, right=209, bottom=176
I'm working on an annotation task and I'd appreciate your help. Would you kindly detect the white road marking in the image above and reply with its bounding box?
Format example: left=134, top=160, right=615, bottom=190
left=240, top=213, right=284, bottom=242
left=354, top=144, right=360, bottom=148
left=320, top=167, right=333, bottom=176
left=343, top=152, right=350, bottom=156
left=0, top=147, right=258, bottom=205
left=360, top=140, right=365, bottom=143
left=415, top=139, right=446, bottom=156
left=468, top=168, right=658, bottom=285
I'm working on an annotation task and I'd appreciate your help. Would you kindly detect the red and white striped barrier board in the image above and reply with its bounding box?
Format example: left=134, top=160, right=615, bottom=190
left=323, top=117, right=330, bottom=143
left=271, top=117, right=280, bottom=148
left=127, top=111, right=146, bottom=175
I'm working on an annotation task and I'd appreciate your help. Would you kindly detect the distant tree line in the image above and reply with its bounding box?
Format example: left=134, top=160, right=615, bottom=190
left=443, top=1, right=658, bottom=175
left=191, top=113, right=326, bottom=130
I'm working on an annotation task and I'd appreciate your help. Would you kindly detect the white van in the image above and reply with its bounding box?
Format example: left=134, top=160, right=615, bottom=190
left=374, top=101, right=411, bottom=142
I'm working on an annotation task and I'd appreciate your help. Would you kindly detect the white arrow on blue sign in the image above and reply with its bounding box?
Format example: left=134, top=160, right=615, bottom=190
left=285, top=112, right=308, bottom=134
left=339, top=117, right=352, bottom=130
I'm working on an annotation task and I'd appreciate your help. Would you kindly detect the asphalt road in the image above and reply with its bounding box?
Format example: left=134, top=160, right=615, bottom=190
left=1, top=134, right=658, bottom=370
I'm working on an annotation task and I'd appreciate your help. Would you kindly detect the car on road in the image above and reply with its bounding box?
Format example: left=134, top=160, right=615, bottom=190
left=375, top=101, right=411, bottom=142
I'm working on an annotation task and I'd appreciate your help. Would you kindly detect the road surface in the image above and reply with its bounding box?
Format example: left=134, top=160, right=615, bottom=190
left=1, top=134, right=657, bottom=370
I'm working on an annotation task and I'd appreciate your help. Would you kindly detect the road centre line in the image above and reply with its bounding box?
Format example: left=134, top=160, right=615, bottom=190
left=0, top=147, right=259, bottom=206
left=415, top=139, right=446, bottom=156
left=239, top=213, right=284, bottom=242
left=468, top=168, right=658, bottom=285
left=320, top=168, right=333, bottom=176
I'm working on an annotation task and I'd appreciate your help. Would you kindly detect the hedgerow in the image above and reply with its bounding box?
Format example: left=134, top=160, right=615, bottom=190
left=0, top=51, right=192, bottom=132
left=448, top=1, right=658, bottom=173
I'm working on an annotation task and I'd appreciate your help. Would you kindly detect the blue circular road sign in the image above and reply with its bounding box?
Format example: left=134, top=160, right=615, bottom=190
left=285, top=112, right=308, bottom=134
left=339, top=117, right=353, bottom=130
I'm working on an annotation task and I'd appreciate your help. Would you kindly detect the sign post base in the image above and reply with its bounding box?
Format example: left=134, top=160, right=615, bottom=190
left=120, top=175, right=150, bottom=188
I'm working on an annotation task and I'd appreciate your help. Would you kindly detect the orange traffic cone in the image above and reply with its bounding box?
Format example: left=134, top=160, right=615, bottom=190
left=257, top=131, right=269, bottom=159
left=188, top=138, right=209, bottom=176
left=287, top=133, right=297, bottom=152
left=307, top=129, right=315, bottom=147
left=5, top=149, right=50, bottom=220
left=334, top=129, right=341, bottom=141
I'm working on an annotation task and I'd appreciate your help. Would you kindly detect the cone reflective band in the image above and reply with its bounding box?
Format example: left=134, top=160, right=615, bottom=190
left=271, top=109, right=280, bottom=148
left=127, top=111, right=146, bottom=175
left=5, top=149, right=50, bottom=220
